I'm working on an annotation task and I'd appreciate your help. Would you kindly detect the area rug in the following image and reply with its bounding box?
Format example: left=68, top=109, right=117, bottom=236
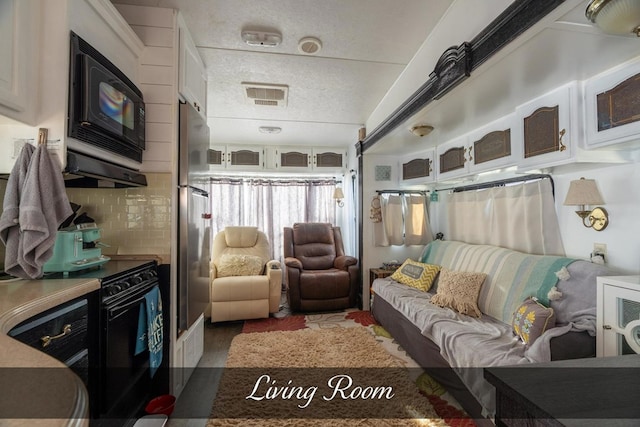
left=240, top=309, right=476, bottom=426
left=208, top=327, right=452, bottom=426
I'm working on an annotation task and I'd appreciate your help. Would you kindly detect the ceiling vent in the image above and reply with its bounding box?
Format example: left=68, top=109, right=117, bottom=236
left=242, top=83, right=289, bottom=107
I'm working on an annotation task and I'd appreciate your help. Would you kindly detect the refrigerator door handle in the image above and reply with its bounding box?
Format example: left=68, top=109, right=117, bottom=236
left=179, top=185, right=209, bottom=198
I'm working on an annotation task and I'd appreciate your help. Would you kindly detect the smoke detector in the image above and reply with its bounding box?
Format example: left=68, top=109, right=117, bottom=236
left=298, top=37, right=322, bottom=55
left=242, top=82, right=289, bottom=107
left=241, top=30, right=282, bottom=47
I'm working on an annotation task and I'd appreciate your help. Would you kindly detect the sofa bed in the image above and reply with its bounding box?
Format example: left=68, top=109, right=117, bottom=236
left=371, top=240, right=612, bottom=424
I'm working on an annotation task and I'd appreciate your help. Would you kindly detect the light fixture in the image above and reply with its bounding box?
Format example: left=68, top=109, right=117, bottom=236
left=585, top=0, right=640, bottom=37
left=241, top=30, right=282, bottom=47
left=258, top=126, right=282, bottom=134
left=563, top=177, right=609, bottom=231
left=298, top=37, right=322, bottom=55
left=333, top=187, right=345, bottom=207
left=410, top=124, right=434, bottom=137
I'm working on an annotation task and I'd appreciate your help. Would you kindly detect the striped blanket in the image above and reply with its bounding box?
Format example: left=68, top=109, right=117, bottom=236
left=421, top=240, right=575, bottom=324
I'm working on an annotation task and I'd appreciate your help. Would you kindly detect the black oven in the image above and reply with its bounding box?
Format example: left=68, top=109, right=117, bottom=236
left=86, top=260, right=167, bottom=426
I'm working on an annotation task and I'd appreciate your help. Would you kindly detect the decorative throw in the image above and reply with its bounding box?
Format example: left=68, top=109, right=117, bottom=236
left=135, top=285, right=163, bottom=377
left=216, top=254, right=264, bottom=277
left=390, top=259, right=440, bottom=292
left=512, top=297, right=556, bottom=346
left=429, top=268, right=487, bottom=318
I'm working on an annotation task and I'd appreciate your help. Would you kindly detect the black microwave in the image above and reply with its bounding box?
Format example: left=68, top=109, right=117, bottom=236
left=68, top=32, right=145, bottom=163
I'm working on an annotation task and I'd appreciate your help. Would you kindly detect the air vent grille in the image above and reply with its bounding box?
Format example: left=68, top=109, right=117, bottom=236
left=242, top=83, right=288, bottom=107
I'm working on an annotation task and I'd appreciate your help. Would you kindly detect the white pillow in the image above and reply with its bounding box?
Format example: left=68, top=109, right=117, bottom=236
left=216, top=254, right=264, bottom=277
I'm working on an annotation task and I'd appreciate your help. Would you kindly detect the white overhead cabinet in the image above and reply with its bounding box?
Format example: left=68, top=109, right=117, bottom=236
left=398, top=149, right=435, bottom=185
left=178, top=14, right=206, bottom=118
left=584, top=57, right=640, bottom=150
left=273, top=147, right=346, bottom=172
left=436, top=114, right=517, bottom=181
left=466, top=113, right=518, bottom=173
left=514, top=82, right=577, bottom=170
left=0, top=0, right=39, bottom=124
left=436, top=135, right=470, bottom=181
left=313, top=148, right=347, bottom=171
left=207, top=145, right=265, bottom=170
left=274, top=147, right=312, bottom=171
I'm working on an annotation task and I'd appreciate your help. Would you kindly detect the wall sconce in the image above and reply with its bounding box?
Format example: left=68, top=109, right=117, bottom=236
left=333, top=187, right=344, bottom=207
left=410, top=124, right=434, bottom=137
left=586, top=0, right=640, bottom=37
left=563, top=177, right=609, bottom=231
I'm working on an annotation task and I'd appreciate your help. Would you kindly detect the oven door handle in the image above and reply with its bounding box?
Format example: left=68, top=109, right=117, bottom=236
left=107, top=295, right=147, bottom=320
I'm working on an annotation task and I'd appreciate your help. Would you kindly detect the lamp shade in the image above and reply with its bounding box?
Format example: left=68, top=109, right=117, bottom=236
left=333, top=187, right=344, bottom=200
left=563, top=178, right=605, bottom=206
left=586, top=0, right=640, bottom=36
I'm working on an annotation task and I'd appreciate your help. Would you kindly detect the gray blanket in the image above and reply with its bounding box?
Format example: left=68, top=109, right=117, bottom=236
left=372, top=259, right=612, bottom=417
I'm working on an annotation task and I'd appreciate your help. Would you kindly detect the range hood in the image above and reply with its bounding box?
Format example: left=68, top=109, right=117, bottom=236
left=63, top=150, right=147, bottom=188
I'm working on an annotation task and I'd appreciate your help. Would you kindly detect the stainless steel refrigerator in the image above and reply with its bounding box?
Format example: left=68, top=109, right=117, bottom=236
left=177, top=102, right=211, bottom=336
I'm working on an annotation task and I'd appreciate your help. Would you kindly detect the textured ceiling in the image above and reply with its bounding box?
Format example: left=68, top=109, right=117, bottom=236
left=110, top=0, right=455, bottom=148
left=110, top=0, right=640, bottom=154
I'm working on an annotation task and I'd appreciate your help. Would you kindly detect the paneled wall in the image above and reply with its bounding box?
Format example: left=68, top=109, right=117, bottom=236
left=115, top=4, right=177, bottom=174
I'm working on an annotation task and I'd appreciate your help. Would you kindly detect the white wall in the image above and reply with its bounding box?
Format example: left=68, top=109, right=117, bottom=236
left=554, top=161, right=640, bottom=274
left=366, top=0, right=512, bottom=132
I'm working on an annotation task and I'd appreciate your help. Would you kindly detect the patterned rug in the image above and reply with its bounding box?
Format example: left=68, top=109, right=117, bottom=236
left=241, top=309, right=477, bottom=427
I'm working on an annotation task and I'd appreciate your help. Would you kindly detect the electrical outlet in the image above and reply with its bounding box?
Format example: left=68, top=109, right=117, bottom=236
left=593, top=243, right=607, bottom=256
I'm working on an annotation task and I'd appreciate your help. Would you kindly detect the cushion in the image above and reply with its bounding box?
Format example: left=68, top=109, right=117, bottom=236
left=429, top=268, right=487, bottom=317
left=512, top=297, right=556, bottom=346
left=216, top=254, right=264, bottom=277
left=224, top=226, right=258, bottom=248
left=390, top=259, right=440, bottom=292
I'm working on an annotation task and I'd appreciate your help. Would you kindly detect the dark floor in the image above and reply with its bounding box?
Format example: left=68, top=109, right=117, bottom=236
left=165, top=294, right=291, bottom=426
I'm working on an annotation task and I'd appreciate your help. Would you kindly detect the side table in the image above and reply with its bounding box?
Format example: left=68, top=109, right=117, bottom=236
left=369, top=268, right=397, bottom=307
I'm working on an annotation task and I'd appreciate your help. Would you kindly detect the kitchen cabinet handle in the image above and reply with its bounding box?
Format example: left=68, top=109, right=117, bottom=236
left=468, top=145, right=473, bottom=162
left=41, top=324, right=72, bottom=348
left=603, top=325, right=612, bottom=330
left=559, top=129, right=566, bottom=152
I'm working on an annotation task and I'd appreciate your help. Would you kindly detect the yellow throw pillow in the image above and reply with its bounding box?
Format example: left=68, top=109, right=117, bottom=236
left=216, top=254, right=264, bottom=277
left=390, top=259, right=441, bottom=292
left=430, top=268, right=487, bottom=318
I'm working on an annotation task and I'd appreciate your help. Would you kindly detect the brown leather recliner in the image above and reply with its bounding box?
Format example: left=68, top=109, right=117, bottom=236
left=283, top=222, right=359, bottom=312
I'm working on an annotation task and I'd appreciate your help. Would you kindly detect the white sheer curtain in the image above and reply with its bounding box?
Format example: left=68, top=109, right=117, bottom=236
left=446, top=178, right=565, bottom=255
left=335, top=170, right=358, bottom=257
left=374, top=193, right=434, bottom=247
left=209, top=177, right=337, bottom=262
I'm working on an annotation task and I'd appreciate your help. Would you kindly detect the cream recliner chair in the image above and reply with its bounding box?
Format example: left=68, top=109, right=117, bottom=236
left=210, top=226, right=282, bottom=322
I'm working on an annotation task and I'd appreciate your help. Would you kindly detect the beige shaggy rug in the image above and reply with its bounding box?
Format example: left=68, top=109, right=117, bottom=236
left=207, top=327, right=450, bottom=426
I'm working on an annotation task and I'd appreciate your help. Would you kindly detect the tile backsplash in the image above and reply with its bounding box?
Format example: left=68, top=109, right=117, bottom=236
left=0, top=173, right=173, bottom=266
left=65, top=173, right=172, bottom=256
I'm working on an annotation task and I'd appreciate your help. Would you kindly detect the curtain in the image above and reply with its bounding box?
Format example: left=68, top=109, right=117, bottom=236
left=209, top=178, right=337, bottom=263
left=335, top=170, right=358, bottom=257
left=374, top=193, right=434, bottom=247
left=446, top=178, right=564, bottom=255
